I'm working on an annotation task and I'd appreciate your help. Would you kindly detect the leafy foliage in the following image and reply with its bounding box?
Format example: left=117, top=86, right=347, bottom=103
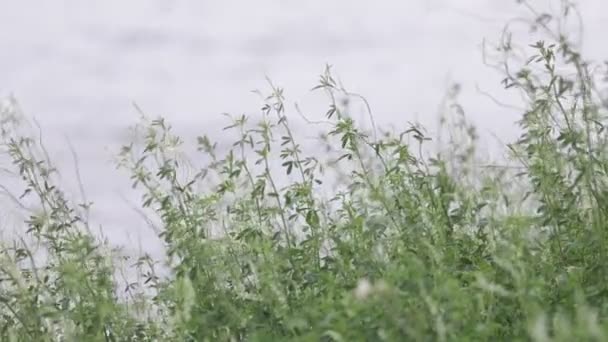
left=1, top=1, right=608, bottom=340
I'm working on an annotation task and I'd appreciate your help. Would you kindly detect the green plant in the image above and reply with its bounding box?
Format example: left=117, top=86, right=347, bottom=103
left=1, top=0, right=608, bottom=340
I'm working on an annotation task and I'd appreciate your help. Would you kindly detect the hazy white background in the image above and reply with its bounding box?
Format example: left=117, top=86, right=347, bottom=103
left=1, top=0, right=606, bottom=255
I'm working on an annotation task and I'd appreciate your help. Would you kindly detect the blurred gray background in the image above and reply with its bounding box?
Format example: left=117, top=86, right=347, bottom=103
left=0, top=0, right=606, bottom=255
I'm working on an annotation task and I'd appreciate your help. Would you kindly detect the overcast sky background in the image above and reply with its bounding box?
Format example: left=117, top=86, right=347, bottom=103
left=1, top=0, right=606, bottom=255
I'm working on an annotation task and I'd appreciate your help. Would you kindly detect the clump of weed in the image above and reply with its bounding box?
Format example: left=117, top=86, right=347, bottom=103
left=1, top=1, right=608, bottom=340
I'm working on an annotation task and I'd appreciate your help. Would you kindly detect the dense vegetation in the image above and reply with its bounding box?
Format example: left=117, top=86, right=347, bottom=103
left=2, top=1, right=608, bottom=340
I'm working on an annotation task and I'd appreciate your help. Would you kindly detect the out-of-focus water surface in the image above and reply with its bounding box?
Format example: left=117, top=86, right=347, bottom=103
left=0, top=1, right=606, bottom=256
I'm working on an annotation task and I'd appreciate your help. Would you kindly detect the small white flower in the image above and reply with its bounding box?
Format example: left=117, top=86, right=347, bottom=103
left=354, top=278, right=373, bottom=300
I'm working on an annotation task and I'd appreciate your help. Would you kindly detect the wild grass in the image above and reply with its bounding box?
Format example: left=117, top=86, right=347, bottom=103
left=1, top=1, right=608, bottom=340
